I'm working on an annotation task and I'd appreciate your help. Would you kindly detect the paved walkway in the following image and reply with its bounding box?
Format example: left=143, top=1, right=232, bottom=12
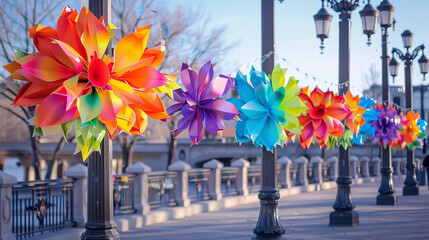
left=121, top=178, right=429, bottom=240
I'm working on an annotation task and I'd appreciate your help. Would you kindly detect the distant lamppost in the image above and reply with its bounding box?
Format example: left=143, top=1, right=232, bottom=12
left=372, top=0, right=397, bottom=206
left=418, top=55, right=429, bottom=154
left=390, top=30, right=429, bottom=196
left=313, top=0, right=378, bottom=227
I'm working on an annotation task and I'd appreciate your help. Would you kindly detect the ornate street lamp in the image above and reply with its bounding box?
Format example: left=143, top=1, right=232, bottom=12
left=389, top=56, right=399, bottom=83
left=391, top=30, right=427, bottom=196
left=373, top=0, right=396, bottom=206
left=313, top=0, right=378, bottom=227
left=418, top=54, right=429, bottom=79
left=401, top=30, right=414, bottom=49
left=313, top=1, right=333, bottom=52
left=377, top=0, right=395, bottom=27
left=359, top=1, right=378, bottom=46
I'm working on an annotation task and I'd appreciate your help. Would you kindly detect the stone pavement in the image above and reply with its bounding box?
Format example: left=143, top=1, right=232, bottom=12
left=120, top=178, right=429, bottom=240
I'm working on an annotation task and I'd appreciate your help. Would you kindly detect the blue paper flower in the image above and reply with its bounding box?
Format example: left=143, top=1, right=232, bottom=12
left=230, top=67, right=289, bottom=151
left=352, top=96, right=378, bottom=145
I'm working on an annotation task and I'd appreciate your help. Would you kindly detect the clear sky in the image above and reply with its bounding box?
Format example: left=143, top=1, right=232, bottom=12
left=166, top=0, right=429, bottom=95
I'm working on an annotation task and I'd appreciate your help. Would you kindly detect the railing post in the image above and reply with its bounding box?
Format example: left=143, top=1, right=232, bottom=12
left=231, top=158, right=250, bottom=196
left=359, top=157, right=370, bottom=178
left=277, top=156, right=292, bottom=188
left=350, top=155, right=358, bottom=179
left=416, top=158, right=425, bottom=186
left=371, top=157, right=381, bottom=177
left=64, top=163, right=88, bottom=227
left=401, top=158, right=407, bottom=175
left=0, top=171, right=17, bottom=240
left=294, top=156, right=308, bottom=186
left=168, top=161, right=191, bottom=207
left=326, top=156, right=339, bottom=181
left=310, top=156, right=323, bottom=188
left=126, top=162, right=151, bottom=214
left=392, top=158, right=401, bottom=176
left=203, top=159, right=223, bottom=201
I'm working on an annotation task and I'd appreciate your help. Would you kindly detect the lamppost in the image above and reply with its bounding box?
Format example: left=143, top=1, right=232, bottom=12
left=81, top=0, right=120, bottom=239
left=253, top=1, right=286, bottom=238
left=418, top=55, right=429, bottom=154
left=372, top=0, right=397, bottom=206
left=389, top=30, right=429, bottom=196
left=313, top=0, right=378, bottom=227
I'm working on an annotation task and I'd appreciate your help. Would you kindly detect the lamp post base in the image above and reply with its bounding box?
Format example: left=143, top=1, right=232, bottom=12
left=329, top=211, right=359, bottom=227
left=403, top=185, right=419, bottom=196
left=376, top=194, right=397, bottom=205
left=81, top=222, right=120, bottom=240
left=252, top=188, right=285, bottom=239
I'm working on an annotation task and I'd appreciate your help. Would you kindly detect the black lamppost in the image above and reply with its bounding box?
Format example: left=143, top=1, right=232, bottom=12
left=81, top=0, right=120, bottom=239
left=418, top=55, right=429, bottom=154
left=390, top=29, right=429, bottom=196
left=313, top=0, right=378, bottom=227
left=373, top=0, right=397, bottom=206
left=253, top=1, right=286, bottom=239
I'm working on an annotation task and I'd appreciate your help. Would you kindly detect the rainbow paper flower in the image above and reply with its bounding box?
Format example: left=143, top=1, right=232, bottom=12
left=298, top=87, right=349, bottom=149
left=335, top=90, right=365, bottom=149
left=167, top=62, right=238, bottom=145
left=231, top=65, right=305, bottom=151
left=372, top=104, right=399, bottom=148
left=3, top=6, right=178, bottom=160
left=397, top=111, right=425, bottom=150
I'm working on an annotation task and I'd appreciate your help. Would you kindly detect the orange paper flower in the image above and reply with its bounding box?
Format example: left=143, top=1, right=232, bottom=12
left=344, top=90, right=366, bottom=135
left=3, top=6, right=174, bottom=159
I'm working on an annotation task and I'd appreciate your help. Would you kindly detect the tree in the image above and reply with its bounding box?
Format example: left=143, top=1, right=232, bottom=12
left=0, top=0, right=79, bottom=180
left=362, top=57, right=381, bottom=99
left=111, top=0, right=236, bottom=169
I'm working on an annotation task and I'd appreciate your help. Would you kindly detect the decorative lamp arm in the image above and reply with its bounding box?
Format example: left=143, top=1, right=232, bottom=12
left=412, top=44, right=425, bottom=59
left=392, top=48, right=405, bottom=61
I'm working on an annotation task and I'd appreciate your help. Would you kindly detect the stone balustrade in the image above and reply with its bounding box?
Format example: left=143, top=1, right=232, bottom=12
left=2, top=154, right=388, bottom=238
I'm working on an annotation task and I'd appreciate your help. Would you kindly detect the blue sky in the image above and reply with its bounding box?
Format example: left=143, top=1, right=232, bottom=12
left=168, top=0, right=429, bottom=95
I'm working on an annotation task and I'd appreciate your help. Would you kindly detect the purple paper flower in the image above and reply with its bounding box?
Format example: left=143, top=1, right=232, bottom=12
left=167, top=61, right=238, bottom=145
left=371, top=104, right=399, bottom=148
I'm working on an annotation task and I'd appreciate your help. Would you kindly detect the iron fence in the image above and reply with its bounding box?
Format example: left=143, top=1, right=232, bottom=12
left=12, top=178, right=74, bottom=239
left=147, top=171, right=178, bottom=209
left=248, top=165, right=261, bottom=193
left=188, top=169, right=211, bottom=201
left=113, top=173, right=136, bottom=215
left=221, top=167, right=239, bottom=196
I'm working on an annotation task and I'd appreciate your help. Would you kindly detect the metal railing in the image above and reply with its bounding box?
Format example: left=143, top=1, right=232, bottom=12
left=147, top=171, right=178, bottom=209
left=12, top=178, right=74, bottom=239
left=113, top=173, right=136, bottom=215
left=188, top=169, right=211, bottom=201
left=248, top=165, right=261, bottom=193
left=221, top=167, right=239, bottom=196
